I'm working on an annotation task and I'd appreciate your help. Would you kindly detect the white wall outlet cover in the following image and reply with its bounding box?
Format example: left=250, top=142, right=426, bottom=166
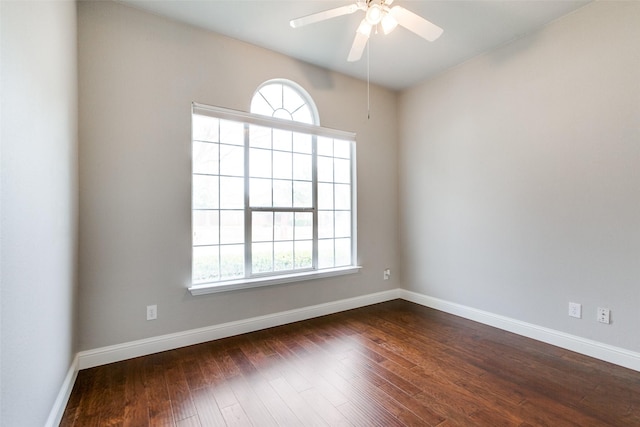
left=597, top=307, right=610, bottom=324
left=146, top=304, right=157, bottom=320
left=568, top=302, right=581, bottom=318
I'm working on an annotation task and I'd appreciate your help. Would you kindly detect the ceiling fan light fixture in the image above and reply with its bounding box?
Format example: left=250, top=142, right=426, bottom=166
left=356, top=19, right=373, bottom=36
left=365, top=4, right=383, bottom=25
left=381, top=13, right=398, bottom=34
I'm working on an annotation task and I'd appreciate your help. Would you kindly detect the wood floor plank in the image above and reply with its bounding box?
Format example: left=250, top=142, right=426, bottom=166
left=77, top=366, right=110, bottom=425
left=164, top=353, right=197, bottom=422
left=147, top=399, right=174, bottom=427
left=298, top=387, right=352, bottom=427
left=204, top=361, right=240, bottom=411
left=334, top=401, right=371, bottom=427
left=144, top=353, right=174, bottom=427
left=60, top=367, right=96, bottom=427
left=175, top=415, right=201, bottom=427
left=123, top=358, right=150, bottom=427
left=331, top=377, right=407, bottom=427
left=180, top=345, right=209, bottom=392
left=260, top=337, right=315, bottom=392
left=268, top=376, right=329, bottom=427
left=61, top=300, right=640, bottom=427
left=243, top=376, right=303, bottom=426
left=227, top=343, right=308, bottom=426
left=219, top=402, right=250, bottom=426
left=190, top=386, right=226, bottom=427
left=224, top=369, right=279, bottom=427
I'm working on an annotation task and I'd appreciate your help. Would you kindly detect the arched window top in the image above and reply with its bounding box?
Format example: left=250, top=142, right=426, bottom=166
left=250, top=79, right=319, bottom=125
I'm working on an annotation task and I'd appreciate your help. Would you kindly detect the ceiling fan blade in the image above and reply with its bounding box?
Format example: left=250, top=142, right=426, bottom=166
left=347, top=21, right=372, bottom=62
left=290, top=4, right=360, bottom=28
left=390, top=6, right=443, bottom=41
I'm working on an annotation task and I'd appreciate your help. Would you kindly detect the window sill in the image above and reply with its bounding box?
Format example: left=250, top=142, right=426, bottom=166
left=188, top=266, right=362, bottom=296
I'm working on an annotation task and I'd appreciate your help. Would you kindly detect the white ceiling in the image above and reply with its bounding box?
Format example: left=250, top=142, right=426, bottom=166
left=118, top=0, right=590, bottom=90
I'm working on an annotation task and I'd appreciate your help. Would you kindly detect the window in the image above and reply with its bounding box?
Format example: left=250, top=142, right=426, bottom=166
left=189, top=80, right=359, bottom=295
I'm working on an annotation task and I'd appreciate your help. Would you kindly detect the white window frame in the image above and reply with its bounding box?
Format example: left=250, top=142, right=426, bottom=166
left=188, top=102, right=360, bottom=296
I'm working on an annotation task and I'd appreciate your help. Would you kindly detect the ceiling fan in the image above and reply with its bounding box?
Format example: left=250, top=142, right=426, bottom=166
left=290, top=0, right=443, bottom=62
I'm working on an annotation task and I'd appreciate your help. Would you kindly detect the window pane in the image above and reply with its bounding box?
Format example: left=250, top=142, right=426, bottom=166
left=335, top=211, right=351, bottom=238
left=252, top=212, right=273, bottom=242
left=293, top=132, right=312, bottom=153
left=273, top=129, right=292, bottom=152
left=317, top=136, right=333, bottom=156
left=274, top=241, right=293, bottom=271
left=293, top=153, right=312, bottom=181
left=193, top=175, right=218, bottom=209
left=274, top=212, right=294, bottom=241
left=193, top=115, right=219, bottom=143
left=295, top=240, right=312, bottom=269
left=317, top=156, right=333, bottom=182
left=220, top=244, right=244, bottom=279
left=193, top=141, right=219, bottom=175
left=250, top=125, right=271, bottom=149
left=193, top=245, right=219, bottom=283
left=273, top=179, right=292, bottom=207
left=250, top=148, right=271, bottom=178
left=220, top=144, right=244, bottom=177
left=318, top=183, right=333, bottom=210
left=250, top=178, right=272, bottom=207
left=252, top=242, right=273, bottom=273
left=318, top=211, right=334, bottom=239
left=292, top=105, right=313, bottom=125
left=293, top=181, right=312, bottom=208
left=318, top=239, right=334, bottom=269
left=220, top=210, right=244, bottom=244
left=250, top=95, right=274, bottom=119
left=295, top=212, right=313, bottom=240
left=335, top=238, right=351, bottom=267
left=283, top=84, right=305, bottom=113
left=334, top=158, right=351, bottom=184
left=334, top=139, right=351, bottom=159
left=193, top=210, right=219, bottom=246
left=260, top=84, right=283, bottom=110
left=219, top=177, right=244, bottom=209
left=335, top=184, right=351, bottom=210
left=220, top=120, right=244, bottom=146
left=273, top=151, right=292, bottom=180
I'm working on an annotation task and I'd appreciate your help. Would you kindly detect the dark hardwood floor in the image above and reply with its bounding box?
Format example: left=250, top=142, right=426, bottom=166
left=60, top=300, right=640, bottom=426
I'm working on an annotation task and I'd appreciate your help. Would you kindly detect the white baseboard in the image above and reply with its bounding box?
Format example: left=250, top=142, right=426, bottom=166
left=45, top=354, right=79, bottom=427
left=78, top=289, right=401, bottom=369
left=77, top=288, right=640, bottom=372
left=399, top=289, right=640, bottom=372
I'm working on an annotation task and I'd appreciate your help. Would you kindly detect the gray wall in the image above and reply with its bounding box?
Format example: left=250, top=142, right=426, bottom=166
left=0, top=1, right=78, bottom=425
left=399, top=1, right=640, bottom=352
left=77, top=1, right=399, bottom=351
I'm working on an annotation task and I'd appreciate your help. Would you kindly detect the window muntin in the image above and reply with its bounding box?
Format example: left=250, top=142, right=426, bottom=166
left=191, top=82, right=355, bottom=288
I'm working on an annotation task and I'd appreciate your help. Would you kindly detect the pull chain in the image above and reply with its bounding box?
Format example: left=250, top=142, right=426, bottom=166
left=367, top=37, right=370, bottom=120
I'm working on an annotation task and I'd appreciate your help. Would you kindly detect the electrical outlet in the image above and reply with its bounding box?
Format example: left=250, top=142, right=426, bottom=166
left=147, top=305, right=157, bottom=321
left=568, top=302, right=581, bottom=319
left=597, top=307, right=610, bottom=324
left=383, top=268, right=391, bottom=280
